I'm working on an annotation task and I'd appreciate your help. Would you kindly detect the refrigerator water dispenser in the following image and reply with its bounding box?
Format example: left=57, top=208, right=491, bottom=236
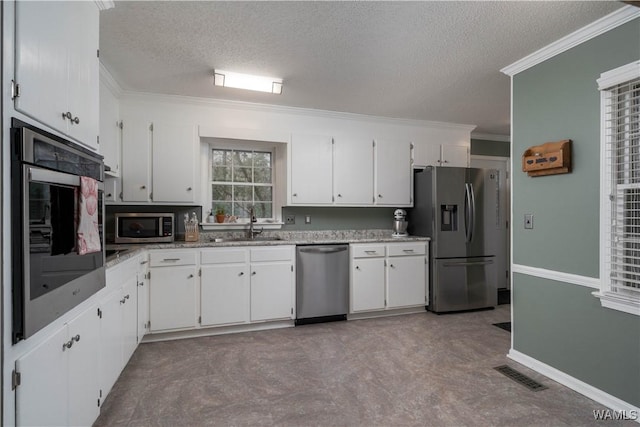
left=441, top=205, right=458, bottom=231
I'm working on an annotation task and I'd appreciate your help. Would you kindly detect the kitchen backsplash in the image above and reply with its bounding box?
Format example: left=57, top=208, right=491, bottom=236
left=280, top=207, right=396, bottom=231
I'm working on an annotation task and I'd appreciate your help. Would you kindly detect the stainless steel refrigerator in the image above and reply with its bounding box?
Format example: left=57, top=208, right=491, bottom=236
left=409, top=166, right=498, bottom=312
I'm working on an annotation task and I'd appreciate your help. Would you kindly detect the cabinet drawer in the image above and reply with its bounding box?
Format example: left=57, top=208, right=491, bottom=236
left=149, top=250, right=197, bottom=267
left=387, top=242, right=427, bottom=257
left=250, top=246, right=293, bottom=262
left=351, top=244, right=386, bottom=258
left=201, top=248, right=248, bottom=265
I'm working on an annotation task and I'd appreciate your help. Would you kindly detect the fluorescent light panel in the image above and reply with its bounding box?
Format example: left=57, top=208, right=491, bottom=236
left=213, top=69, right=283, bottom=94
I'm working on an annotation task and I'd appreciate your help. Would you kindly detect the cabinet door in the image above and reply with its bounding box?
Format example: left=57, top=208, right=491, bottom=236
left=100, top=79, right=121, bottom=176
left=413, top=142, right=442, bottom=168
left=137, top=262, right=150, bottom=342
left=14, top=1, right=69, bottom=137
left=152, top=122, right=197, bottom=202
left=201, top=264, right=250, bottom=326
left=334, top=137, right=374, bottom=205
left=250, top=263, right=293, bottom=321
left=149, top=266, right=197, bottom=331
left=351, top=258, right=386, bottom=312
left=67, top=305, right=100, bottom=427
left=66, top=1, right=99, bottom=150
left=441, top=145, right=469, bottom=167
left=290, top=134, right=333, bottom=204
left=387, top=256, right=427, bottom=308
left=121, top=120, right=151, bottom=201
left=121, top=277, right=138, bottom=364
left=15, top=326, right=68, bottom=427
left=104, top=177, right=120, bottom=203
left=375, top=139, right=412, bottom=206
left=99, top=289, right=124, bottom=398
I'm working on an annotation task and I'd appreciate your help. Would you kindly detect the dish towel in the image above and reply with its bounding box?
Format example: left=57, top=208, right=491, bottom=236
left=77, top=176, right=101, bottom=255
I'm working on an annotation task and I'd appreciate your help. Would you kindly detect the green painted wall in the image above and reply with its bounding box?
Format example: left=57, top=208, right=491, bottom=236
left=281, top=206, right=396, bottom=231
left=470, top=139, right=510, bottom=157
left=511, top=18, right=640, bottom=407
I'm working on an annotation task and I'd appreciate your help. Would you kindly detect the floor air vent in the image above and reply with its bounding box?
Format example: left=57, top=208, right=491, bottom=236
left=494, top=365, right=548, bottom=391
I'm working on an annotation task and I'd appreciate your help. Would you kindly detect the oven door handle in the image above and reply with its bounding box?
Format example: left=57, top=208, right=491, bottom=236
left=28, top=167, right=104, bottom=191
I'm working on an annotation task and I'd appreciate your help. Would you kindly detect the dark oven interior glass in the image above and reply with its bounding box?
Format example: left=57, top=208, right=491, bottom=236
left=118, top=216, right=160, bottom=239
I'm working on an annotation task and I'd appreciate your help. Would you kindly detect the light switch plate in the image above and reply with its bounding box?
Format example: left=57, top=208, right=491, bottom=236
left=524, top=214, right=534, bottom=229
left=305, top=215, right=311, bottom=224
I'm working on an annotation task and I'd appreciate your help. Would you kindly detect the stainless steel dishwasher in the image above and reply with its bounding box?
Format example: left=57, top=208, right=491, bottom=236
left=296, top=244, right=349, bottom=325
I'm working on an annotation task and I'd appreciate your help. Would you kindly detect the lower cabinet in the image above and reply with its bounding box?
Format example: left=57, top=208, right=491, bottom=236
left=136, top=254, right=150, bottom=342
left=15, top=304, right=100, bottom=427
left=350, top=242, right=428, bottom=313
left=200, top=246, right=295, bottom=326
left=148, top=250, right=198, bottom=332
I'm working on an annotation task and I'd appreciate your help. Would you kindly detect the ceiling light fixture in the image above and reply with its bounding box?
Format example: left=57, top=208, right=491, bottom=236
left=213, top=69, right=283, bottom=94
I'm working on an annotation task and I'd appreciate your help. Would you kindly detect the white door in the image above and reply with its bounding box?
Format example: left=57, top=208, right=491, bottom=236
left=137, top=264, right=150, bottom=342
left=250, top=263, right=293, bottom=321
left=121, top=277, right=139, bottom=364
left=471, top=155, right=510, bottom=290
left=387, top=256, right=426, bottom=308
left=441, top=145, right=470, bottom=167
left=375, top=139, right=412, bottom=206
left=351, top=258, right=386, bottom=312
left=121, top=120, right=151, bottom=202
left=16, top=326, right=68, bottom=427
left=67, top=306, right=100, bottom=427
left=289, top=134, right=333, bottom=204
left=334, top=137, right=374, bottom=204
left=201, top=264, right=250, bottom=326
left=152, top=122, right=197, bottom=202
left=149, top=266, right=197, bottom=331
left=99, top=289, right=124, bottom=398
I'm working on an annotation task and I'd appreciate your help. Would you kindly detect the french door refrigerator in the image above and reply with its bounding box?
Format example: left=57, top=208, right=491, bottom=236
left=409, top=166, right=498, bottom=312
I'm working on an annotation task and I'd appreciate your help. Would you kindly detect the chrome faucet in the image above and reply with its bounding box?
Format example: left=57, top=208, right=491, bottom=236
left=248, top=206, right=263, bottom=239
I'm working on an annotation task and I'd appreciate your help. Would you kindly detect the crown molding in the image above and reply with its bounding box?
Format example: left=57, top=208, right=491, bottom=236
left=470, top=133, right=510, bottom=142
left=95, top=0, right=115, bottom=11
left=120, top=90, right=477, bottom=132
left=99, top=62, right=123, bottom=97
left=597, top=60, right=640, bottom=90
left=501, top=5, right=640, bottom=77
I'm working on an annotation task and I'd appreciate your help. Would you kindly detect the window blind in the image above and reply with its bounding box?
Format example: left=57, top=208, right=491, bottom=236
left=607, top=77, right=640, bottom=295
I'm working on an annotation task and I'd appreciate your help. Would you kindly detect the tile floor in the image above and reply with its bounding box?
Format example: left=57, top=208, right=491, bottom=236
left=94, top=305, right=632, bottom=426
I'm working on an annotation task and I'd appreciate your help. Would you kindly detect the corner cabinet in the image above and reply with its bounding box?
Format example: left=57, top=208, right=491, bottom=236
left=14, top=1, right=101, bottom=150
left=120, top=120, right=198, bottom=203
left=15, top=304, right=101, bottom=427
left=350, top=242, right=428, bottom=314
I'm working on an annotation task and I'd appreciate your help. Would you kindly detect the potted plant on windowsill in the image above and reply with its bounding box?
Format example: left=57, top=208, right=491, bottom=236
left=215, top=206, right=226, bottom=223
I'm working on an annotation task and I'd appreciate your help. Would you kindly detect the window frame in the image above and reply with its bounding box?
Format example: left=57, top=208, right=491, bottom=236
left=202, top=139, right=284, bottom=229
left=596, top=60, right=640, bottom=316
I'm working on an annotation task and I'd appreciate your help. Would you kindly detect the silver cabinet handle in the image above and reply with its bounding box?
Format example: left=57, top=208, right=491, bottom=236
left=337, top=194, right=342, bottom=197
left=62, top=111, right=72, bottom=121
left=239, top=272, right=245, bottom=276
left=188, top=274, right=194, bottom=279
left=162, top=258, right=180, bottom=262
left=403, top=249, right=415, bottom=253
left=378, top=194, right=383, bottom=198
left=138, top=281, right=144, bottom=287
left=125, top=294, right=130, bottom=300
left=141, top=185, right=146, bottom=189
left=389, top=264, right=395, bottom=268
left=292, top=193, right=298, bottom=197
left=364, top=250, right=378, bottom=255
left=120, top=298, right=126, bottom=304
left=187, top=187, right=192, bottom=191
left=355, top=265, right=360, bottom=270
left=72, top=334, right=80, bottom=343
left=106, top=193, right=112, bottom=198
left=252, top=271, right=256, bottom=276
left=71, top=116, right=80, bottom=124
left=62, top=339, right=73, bottom=351
left=140, top=260, right=149, bottom=265
left=442, top=260, right=494, bottom=267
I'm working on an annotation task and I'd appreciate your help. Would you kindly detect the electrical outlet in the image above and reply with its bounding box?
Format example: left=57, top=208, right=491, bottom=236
left=285, top=215, right=296, bottom=225
left=524, top=214, right=534, bottom=229
left=305, top=215, right=311, bottom=224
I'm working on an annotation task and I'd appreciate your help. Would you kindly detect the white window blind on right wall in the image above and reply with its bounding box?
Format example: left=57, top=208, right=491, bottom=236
left=597, top=60, right=640, bottom=316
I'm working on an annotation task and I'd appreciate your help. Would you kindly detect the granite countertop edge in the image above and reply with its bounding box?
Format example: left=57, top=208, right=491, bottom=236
left=106, top=234, right=430, bottom=268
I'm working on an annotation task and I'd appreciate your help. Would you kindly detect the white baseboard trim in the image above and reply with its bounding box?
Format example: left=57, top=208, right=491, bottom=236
left=512, top=264, right=600, bottom=289
left=508, top=349, right=640, bottom=422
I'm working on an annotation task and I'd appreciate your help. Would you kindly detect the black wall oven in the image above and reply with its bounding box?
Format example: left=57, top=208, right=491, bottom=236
left=11, top=119, right=106, bottom=343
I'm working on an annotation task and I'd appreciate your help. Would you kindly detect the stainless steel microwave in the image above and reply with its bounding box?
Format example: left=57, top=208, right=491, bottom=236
left=115, top=213, right=175, bottom=243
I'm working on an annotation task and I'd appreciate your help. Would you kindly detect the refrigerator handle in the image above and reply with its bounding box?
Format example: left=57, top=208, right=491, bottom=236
left=469, top=182, right=476, bottom=242
left=464, top=183, right=472, bottom=242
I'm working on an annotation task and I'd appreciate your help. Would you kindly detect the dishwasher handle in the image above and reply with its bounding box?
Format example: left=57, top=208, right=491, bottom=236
left=298, top=246, right=348, bottom=254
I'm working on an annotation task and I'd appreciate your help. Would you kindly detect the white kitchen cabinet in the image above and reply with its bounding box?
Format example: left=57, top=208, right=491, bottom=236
left=200, top=248, right=250, bottom=326
left=350, top=242, right=428, bottom=313
left=121, top=119, right=198, bottom=203
left=374, top=139, right=413, bottom=206
left=250, top=263, right=294, bottom=321
left=151, top=122, right=198, bottom=203
left=334, top=137, right=374, bottom=205
left=16, top=304, right=100, bottom=427
left=149, top=250, right=198, bottom=332
left=289, top=133, right=333, bottom=204
left=121, top=120, right=152, bottom=202
left=137, top=255, right=150, bottom=342
left=14, top=1, right=100, bottom=150
left=99, top=78, right=122, bottom=176
left=416, top=143, right=469, bottom=168
left=121, top=276, right=138, bottom=364
left=104, top=177, right=121, bottom=203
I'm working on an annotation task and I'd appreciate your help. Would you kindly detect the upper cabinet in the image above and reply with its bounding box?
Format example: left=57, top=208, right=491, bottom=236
left=120, top=118, right=198, bottom=203
left=288, top=133, right=412, bottom=207
left=14, top=1, right=100, bottom=151
left=414, top=143, right=470, bottom=168
left=99, top=77, right=121, bottom=176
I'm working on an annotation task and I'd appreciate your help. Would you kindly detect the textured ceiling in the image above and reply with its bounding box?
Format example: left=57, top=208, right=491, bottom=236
left=99, top=1, right=623, bottom=136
